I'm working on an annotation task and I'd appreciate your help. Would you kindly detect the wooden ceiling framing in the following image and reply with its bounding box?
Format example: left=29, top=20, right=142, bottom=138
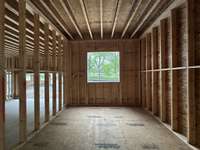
left=3, top=0, right=175, bottom=57
left=4, top=0, right=64, bottom=57
left=29, top=0, right=174, bottom=40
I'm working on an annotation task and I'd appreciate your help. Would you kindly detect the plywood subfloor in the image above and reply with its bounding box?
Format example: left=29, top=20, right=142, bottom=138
left=19, top=107, right=191, bottom=150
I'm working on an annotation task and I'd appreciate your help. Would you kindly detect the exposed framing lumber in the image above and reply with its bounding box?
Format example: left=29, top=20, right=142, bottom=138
left=27, top=0, right=66, bottom=40
left=160, top=18, right=167, bottom=122
left=186, top=0, right=196, bottom=145
left=33, top=13, right=40, bottom=130
left=63, top=40, right=67, bottom=107
left=79, top=0, right=93, bottom=40
left=121, top=0, right=144, bottom=38
left=141, top=38, right=146, bottom=108
left=39, top=0, right=74, bottom=40
left=111, top=0, right=122, bottom=38
left=152, top=27, right=158, bottom=115
left=59, top=0, right=83, bottom=39
left=52, top=30, right=57, bottom=116
left=100, top=0, right=103, bottom=39
left=64, top=40, right=71, bottom=106
left=0, top=0, right=5, bottom=149
left=58, top=35, right=62, bottom=111
left=44, top=23, right=50, bottom=122
left=18, top=0, right=27, bottom=142
left=171, top=8, right=178, bottom=131
left=146, top=33, right=152, bottom=111
left=130, top=0, right=160, bottom=38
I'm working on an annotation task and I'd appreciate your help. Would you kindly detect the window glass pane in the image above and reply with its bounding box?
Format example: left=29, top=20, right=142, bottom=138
left=87, top=52, right=120, bottom=82
left=40, top=73, right=45, bottom=124
left=26, top=73, right=34, bottom=135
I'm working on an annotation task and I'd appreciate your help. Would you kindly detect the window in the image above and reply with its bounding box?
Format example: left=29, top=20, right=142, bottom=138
left=6, top=72, right=13, bottom=100
left=87, top=52, right=120, bottom=82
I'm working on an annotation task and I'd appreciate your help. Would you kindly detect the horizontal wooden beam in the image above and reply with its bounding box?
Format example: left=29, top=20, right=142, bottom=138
left=130, top=0, right=160, bottom=38
left=79, top=0, right=93, bottom=40
left=59, top=0, right=83, bottom=39
left=121, top=0, right=143, bottom=38
left=111, top=0, right=122, bottom=38
left=39, top=0, right=74, bottom=39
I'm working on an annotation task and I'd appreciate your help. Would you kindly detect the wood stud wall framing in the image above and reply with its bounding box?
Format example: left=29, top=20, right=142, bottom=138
left=140, top=0, right=200, bottom=147
left=0, top=0, right=66, bottom=149
left=52, top=30, right=57, bottom=116
left=68, top=40, right=140, bottom=106
left=44, top=23, right=50, bottom=122
left=18, top=0, right=27, bottom=143
left=33, top=13, right=40, bottom=130
left=0, top=0, right=5, bottom=149
left=1, top=0, right=200, bottom=149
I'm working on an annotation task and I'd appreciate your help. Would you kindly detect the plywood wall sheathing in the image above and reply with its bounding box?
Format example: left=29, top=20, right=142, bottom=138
left=140, top=0, right=200, bottom=148
left=67, top=40, right=140, bottom=106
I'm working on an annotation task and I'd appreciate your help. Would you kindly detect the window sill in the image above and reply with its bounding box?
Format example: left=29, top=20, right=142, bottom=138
left=87, top=81, right=120, bottom=83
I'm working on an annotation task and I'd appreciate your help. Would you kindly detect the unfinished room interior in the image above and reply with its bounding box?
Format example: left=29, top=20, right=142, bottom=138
left=0, top=0, right=200, bottom=149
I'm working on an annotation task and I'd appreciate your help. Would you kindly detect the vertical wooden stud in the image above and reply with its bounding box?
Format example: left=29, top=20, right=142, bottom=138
left=160, top=19, right=167, bottom=122
left=171, top=8, right=178, bottom=131
left=63, top=39, right=67, bottom=107
left=18, top=0, right=27, bottom=142
left=141, top=38, right=146, bottom=108
left=187, top=0, right=196, bottom=145
left=58, top=35, right=62, bottom=111
left=146, top=33, right=152, bottom=111
left=52, top=30, right=57, bottom=116
left=44, top=23, right=50, bottom=122
left=33, top=14, right=40, bottom=130
left=0, top=0, right=5, bottom=149
left=152, top=27, right=159, bottom=115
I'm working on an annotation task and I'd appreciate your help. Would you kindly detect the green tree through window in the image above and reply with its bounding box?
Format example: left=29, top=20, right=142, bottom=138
left=87, top=52, right=120, bottom=82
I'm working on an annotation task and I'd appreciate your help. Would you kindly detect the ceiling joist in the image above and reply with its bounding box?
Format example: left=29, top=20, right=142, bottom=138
left=100, top=0, right=103, bottom=39
left=39, top=0, right=74, bottom=39
left=130, top=0, right=161, bottom=38
left=79, top=0, right=93, bottom=40
left=111, top=0, right=122, bottom=38
left=121, top=0, right=144, bottom=38
left=59, top=0, right=83, bottom=39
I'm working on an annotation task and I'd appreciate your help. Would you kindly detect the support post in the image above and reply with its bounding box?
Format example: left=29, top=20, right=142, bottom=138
left=33, top=14, right=40, bottom=130
left=187, top=0, right=196, bottom=145
left=18, top=0, right=27, bottom=143
left=0, top=0, right=5, bottom=149
left=52, top=30, right=57, bottom=116
left=63, top=39, right=68, bottom=107
left=171, top=8, right=178, bottom=131
left=152, top=27, right=158, bottom=115
left=44, top=23, right=50, bottom=122
left=160, top=19, right=167, bottom=122
left=58, top=35, right=62, bottom=111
